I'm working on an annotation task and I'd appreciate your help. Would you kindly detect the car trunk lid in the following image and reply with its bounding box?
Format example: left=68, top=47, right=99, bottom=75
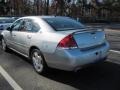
left=72, top=28, right=105, bottom=50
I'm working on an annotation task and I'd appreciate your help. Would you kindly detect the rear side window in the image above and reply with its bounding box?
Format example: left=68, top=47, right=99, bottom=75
left=31, top=21, right=40, bottom=32
left=43, top=17, right=85, bottom=31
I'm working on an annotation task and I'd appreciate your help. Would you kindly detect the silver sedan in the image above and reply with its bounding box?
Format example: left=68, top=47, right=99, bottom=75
left=1, top=16, right=110, bottom=74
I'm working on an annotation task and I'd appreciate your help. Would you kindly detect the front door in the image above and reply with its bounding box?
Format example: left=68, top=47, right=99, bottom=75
left=12, top=19, right=40, bottom=56
left=7, top=19, right=23, bottom=50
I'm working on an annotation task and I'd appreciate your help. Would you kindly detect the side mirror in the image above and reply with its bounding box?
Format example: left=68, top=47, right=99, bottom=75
left=7, top=25, right=13, bottom=31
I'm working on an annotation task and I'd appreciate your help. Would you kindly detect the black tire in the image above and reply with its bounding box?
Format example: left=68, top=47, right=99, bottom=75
left=30, top=49, right=48, bottom=74
left=1, top=38, right=8, bottom=52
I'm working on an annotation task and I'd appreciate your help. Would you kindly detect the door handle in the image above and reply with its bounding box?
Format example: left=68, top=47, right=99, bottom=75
left=12, top=35, right=16, bottom=37
left=27, top=35, right=32, bottom=39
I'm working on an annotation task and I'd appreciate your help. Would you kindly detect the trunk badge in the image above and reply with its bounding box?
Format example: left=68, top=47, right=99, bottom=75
left=94, top=37, right=97, bottom=39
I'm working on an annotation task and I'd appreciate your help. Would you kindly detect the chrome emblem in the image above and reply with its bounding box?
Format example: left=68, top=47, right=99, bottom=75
left=94, top=36, right=97, bottom=39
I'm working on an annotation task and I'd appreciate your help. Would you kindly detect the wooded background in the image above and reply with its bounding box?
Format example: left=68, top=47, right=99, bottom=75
left=0, top=0, right=120, bottom=22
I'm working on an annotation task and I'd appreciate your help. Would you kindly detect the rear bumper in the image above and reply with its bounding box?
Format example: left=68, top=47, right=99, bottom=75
left=73, top=56, right=107, bottom=71
left=45, top=42, right=110, bottom=71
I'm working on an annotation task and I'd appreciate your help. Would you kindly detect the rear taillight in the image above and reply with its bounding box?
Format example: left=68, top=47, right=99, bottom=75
left=57, top=34, right=78, bottom=49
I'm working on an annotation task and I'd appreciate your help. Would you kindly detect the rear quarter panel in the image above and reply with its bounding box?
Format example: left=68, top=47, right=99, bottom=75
left=30, top=31, right=66, bottom=54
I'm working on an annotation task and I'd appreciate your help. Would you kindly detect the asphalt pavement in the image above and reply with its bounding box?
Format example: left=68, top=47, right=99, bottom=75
left=0, top=28, right=120, bottom=90
left=0, top=74, right=13, bottom=90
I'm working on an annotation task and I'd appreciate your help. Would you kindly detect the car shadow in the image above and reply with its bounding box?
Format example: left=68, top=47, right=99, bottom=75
left=42, top=61, right=120, bottom=90
left=4, top=48, right=32, bottom=64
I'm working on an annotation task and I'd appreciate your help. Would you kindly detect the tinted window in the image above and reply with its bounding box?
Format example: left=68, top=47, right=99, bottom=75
left=43, top=17, right=85, bottom=31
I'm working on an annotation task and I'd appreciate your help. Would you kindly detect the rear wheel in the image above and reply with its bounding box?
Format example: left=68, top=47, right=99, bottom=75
left=31, top=49, right=48, bottom=74
left=1, top=38, right=8, bottom=51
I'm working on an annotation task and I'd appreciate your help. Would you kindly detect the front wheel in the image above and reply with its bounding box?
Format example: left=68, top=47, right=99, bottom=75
left=31, top=49, right=48, bottom=74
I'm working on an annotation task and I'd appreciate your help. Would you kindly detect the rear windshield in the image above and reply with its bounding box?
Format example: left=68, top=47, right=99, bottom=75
left=43, top=17, right=85, bottom=31
left=0, top=18, right=15, bottom=23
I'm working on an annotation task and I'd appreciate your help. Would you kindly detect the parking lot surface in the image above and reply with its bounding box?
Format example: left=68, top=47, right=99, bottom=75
left=0, top=74, right=13, bottom=90
left=0, top=28, right=120, bottom=90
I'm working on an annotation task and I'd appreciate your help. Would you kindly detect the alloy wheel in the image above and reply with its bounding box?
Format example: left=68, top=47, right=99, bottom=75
left=32, top=50, right=44, bottom=73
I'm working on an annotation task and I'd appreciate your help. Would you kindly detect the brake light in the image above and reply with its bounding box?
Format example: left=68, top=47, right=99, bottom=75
left=57, top=34, right=78, bottom=49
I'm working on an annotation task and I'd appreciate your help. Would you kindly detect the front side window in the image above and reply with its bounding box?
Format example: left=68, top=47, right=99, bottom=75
left=43, top=17, right=85, bottom=31
left=23, top=19, right=40, bottom=32
left=19, top=21, right=27, bottom=32
left=11, top=19, right=23, bottom=31
left=25, top=21, right=32, bottom=31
